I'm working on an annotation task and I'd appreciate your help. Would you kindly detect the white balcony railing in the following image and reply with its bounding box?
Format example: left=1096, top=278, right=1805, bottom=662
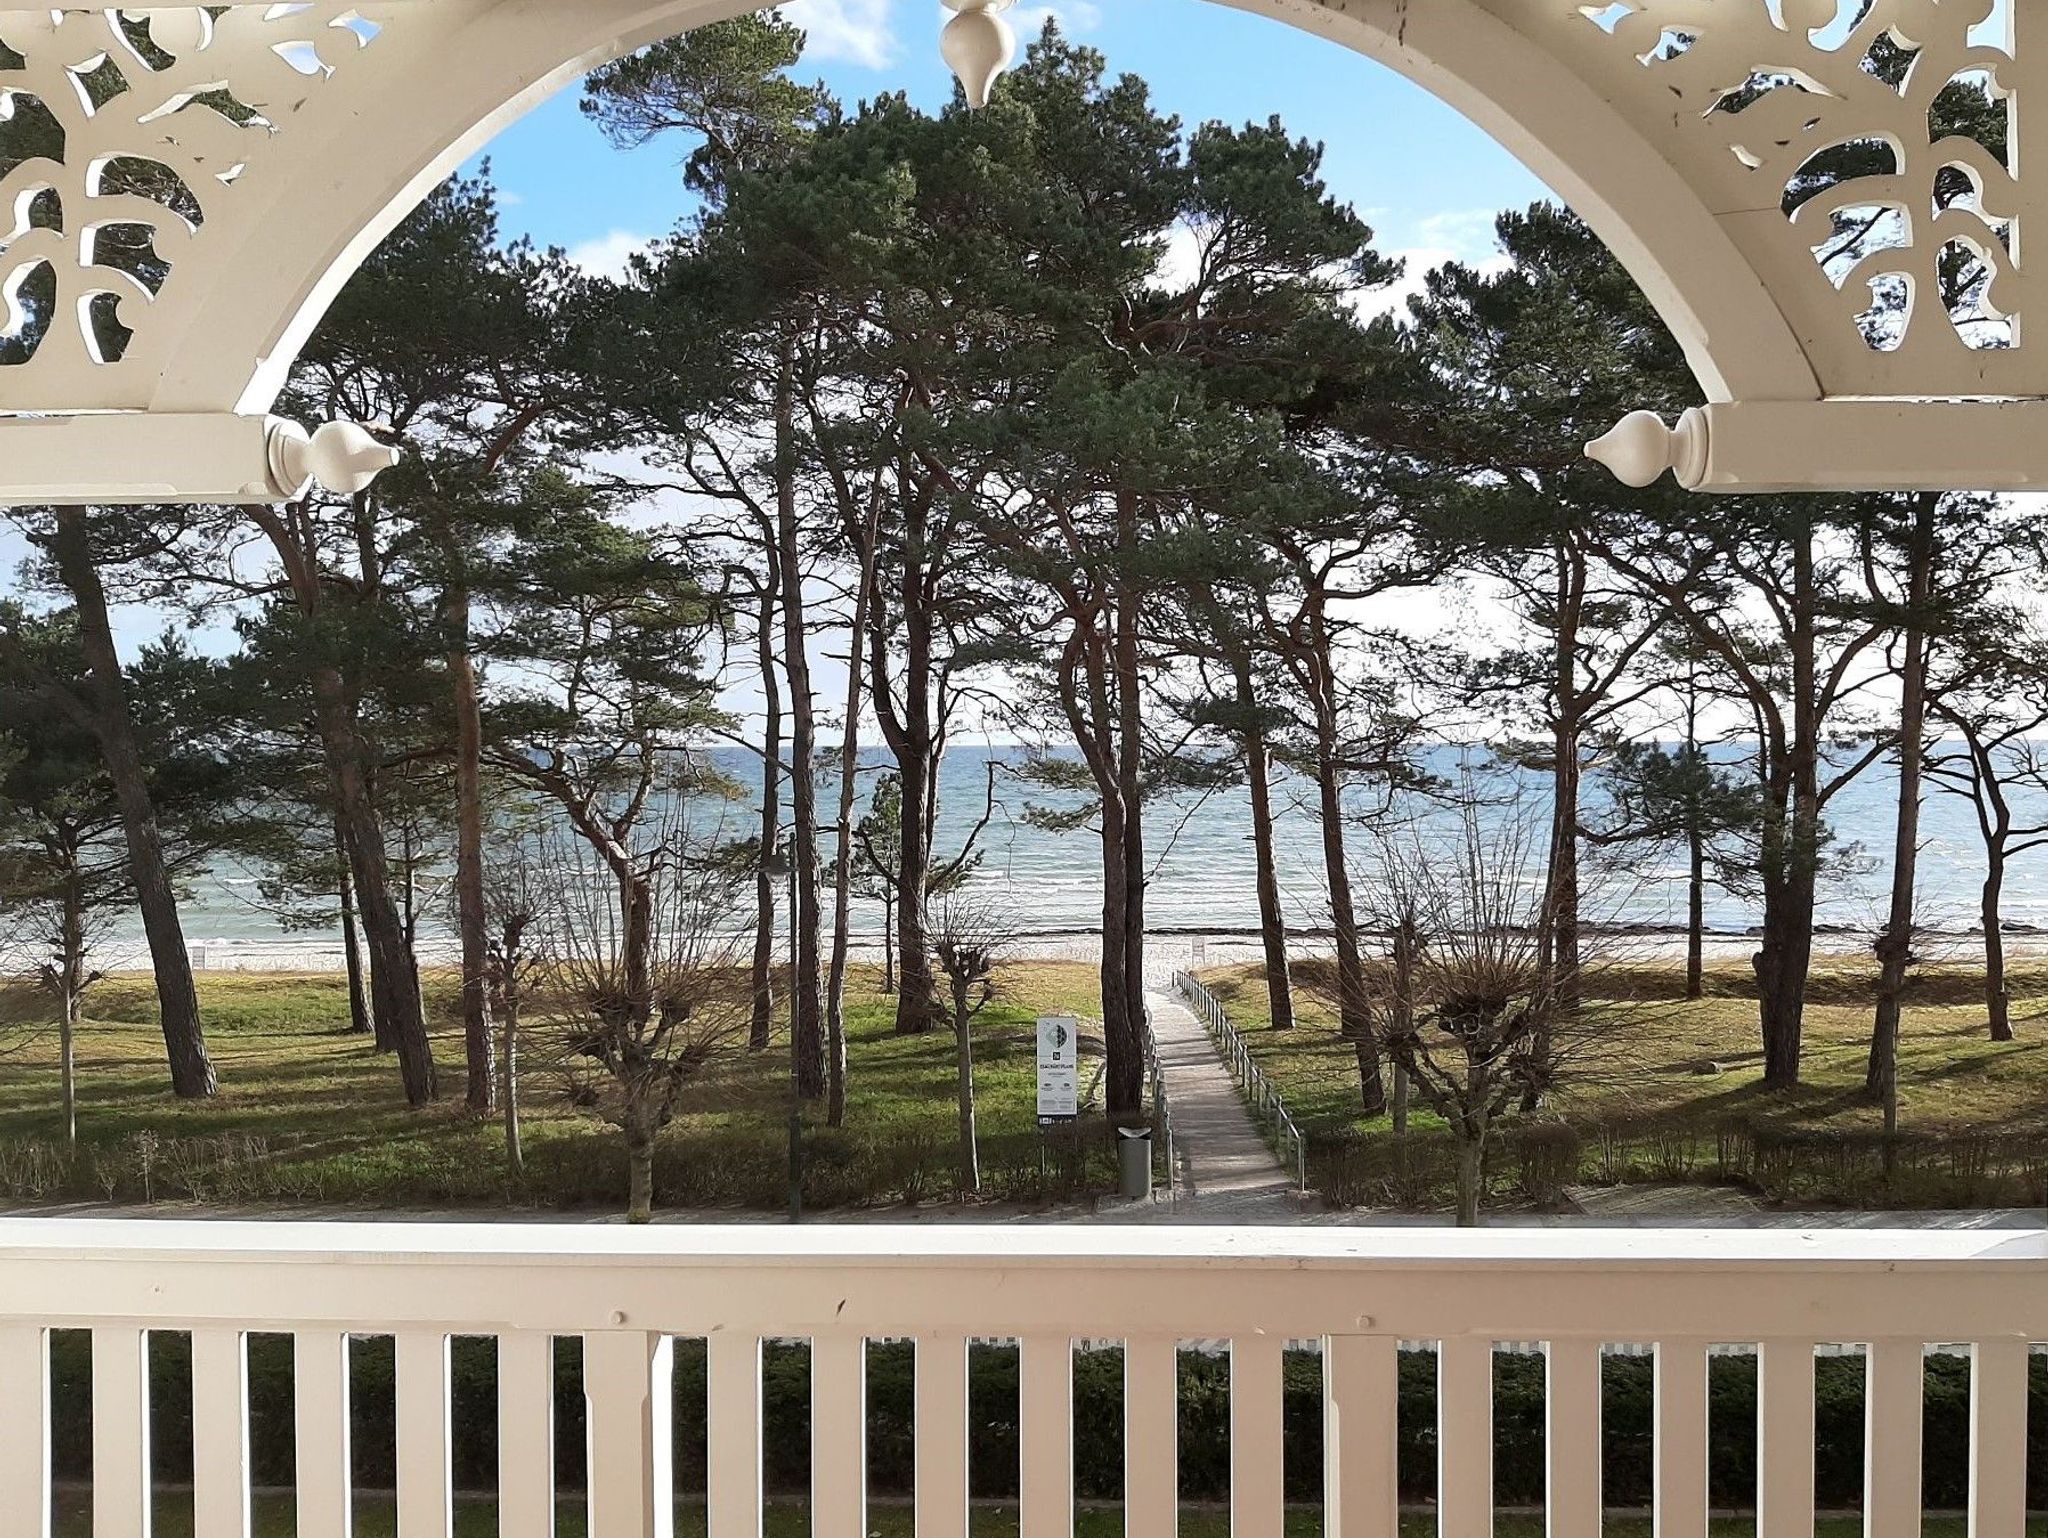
left=0, top=1220, right=2043, bottom=1538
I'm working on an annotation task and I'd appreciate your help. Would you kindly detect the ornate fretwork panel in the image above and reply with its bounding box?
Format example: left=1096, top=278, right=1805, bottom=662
left=0, top=5, right=385, bottom=412
left=1471, top=0, right=2036, bottom=399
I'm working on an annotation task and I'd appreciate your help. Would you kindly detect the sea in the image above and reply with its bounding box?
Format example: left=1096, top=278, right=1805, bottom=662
left=138, top=742, right=2048, bottom=971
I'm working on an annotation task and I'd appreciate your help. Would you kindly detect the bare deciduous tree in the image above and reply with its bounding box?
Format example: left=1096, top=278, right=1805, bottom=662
left=931, top=895, right=1015, bottom=1196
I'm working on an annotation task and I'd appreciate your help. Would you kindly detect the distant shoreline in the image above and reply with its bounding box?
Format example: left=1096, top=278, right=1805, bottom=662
left=73, top=924, right=2048, bottom=975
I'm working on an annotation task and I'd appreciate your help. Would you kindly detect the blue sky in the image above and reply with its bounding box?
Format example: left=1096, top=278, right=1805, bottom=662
left=469, top=0, right=1554, bottom=300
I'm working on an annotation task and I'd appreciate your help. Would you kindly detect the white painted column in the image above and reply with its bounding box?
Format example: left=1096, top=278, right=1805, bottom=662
left=1019, top=1337, right=1073, bottom=1538
left=498, top=1333, right=556, bottom=1538
left=706, top=1334, right=761, bottom=1538
left=1231, top=1336, right=1285, bottom=1538
left=1757, top=1340, right=1815, bottom=1538
left=1324, top=1335, right=1397, bottom=1538
left=0, top=1327, right=51, bottom=1538
left=1654, top=1341, right=1709, bottom=1538
left=92, top=1327, right=151, bottom=1538
left=584, top=1332, right=674, bottom=1538
left=915, top=1336, right=971, bottom=1538
left=190, top=1329, right=250, bottom=1538
left=1438, top=1337, right=1493, bottom=1538
left=1969, top=1338, right=2030, bottom=1538
left=394, top=1333, right=451, bottom=1538
left=811, top=1337, right=865, bottom=1538
left=1125, top=1338, right=1179, bottom=1538
left=293, top=1333, right=352, bottom=1538
left=1545, top=1338, right=1601, bottom=1538
left=1865, top=1341, right=1924, bottom=1538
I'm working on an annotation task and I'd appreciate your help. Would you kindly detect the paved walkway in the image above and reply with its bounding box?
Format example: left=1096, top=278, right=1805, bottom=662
left=1144, top=988, right=1298, bottom=1217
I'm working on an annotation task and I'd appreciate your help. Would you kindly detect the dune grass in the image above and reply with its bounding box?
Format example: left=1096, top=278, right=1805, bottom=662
left=0, top=963, right=1116, bottom=1215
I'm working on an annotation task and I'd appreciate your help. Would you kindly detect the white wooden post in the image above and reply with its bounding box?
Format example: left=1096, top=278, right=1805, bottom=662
left=811, top=1337, right=865, bottom=1538
left=1124, top=1338, right=1179, bottom=1538
left=583, top=1332, right=674, bottom=1538
left=1545, top=1338, right=1601, bottom=1538
left=1019, top=1337, right=1073, bottom=1538
left=1324, top=1335, right=1397, bottom=1538
left=1757, top=1340, right=1815, bottom=1538
left=1865, top=1341, right=1923, bottom=1538
left=0, top=1327, right=50, bottom=1538
left=1969, top=1338, right=2030, bottom=1538
left=1653, top=1340, right=1709, bottom=1538
left=498, top=1332, right=556, bottom=1538
left=1231, top=1336, right=1285, bottom=1538
left=706, top=1334, right=761, bottom=1538
left=292, top=1332, right=352, bottom=1538
left=915, top=1336, right=971, bottom=1538
left=91, top=1327, right=151, bottom=1538
left=1438, top=1337, right=1493, bottom=1538
left=190, top=1329, right=250, bottom=1538
left=394, top=1333, right=452, bottom=1538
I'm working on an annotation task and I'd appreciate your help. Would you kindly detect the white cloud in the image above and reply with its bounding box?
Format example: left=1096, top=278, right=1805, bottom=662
left=779, top=0, right=899, bottom=68
left=565, top=229, right=655, bottom=282
left=1354, top=210, right=1511, bottom=321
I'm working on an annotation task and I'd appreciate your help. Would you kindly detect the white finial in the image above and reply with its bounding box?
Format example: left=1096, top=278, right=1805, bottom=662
left=1585, top=408, right=1709, bottom=489
left=135, top=8, right=210, bottom=55
left=941, top=0, right=1018, bottom=110
left=267, top=418, right=402, bottom=499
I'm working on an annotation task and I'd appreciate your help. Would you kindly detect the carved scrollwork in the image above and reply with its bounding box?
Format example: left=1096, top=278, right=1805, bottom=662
left=1528, top=0, right=2026, bottom=395
left=0, top=5, right=381, bottom=407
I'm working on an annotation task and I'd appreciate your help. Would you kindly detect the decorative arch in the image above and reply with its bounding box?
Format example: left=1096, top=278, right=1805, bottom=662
left=1, top=0, right=2042, bottom=497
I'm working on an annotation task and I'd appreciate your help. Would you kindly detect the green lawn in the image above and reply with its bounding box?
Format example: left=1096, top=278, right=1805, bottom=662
left=0, top=963, right=1120, bottom=1215
left=1197, top=958, right=2048, bottom=1210
left=49, top=1492, right=2037, bottom=1538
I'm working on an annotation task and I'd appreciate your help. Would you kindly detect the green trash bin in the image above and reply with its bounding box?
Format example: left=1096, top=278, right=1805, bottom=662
left=1116, top=1125, right=1153, bottom=1200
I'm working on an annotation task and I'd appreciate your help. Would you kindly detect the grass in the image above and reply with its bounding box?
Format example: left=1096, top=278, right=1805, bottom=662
left=1197, top=957, right=2048, bottom=1208
left=49, top=1493, right=2040, bottom=1538
left=0, top=963, right=1119, bottom=1215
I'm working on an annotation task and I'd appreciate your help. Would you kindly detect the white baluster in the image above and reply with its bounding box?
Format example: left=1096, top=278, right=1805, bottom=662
left=1019, top=1337, right=1073, bottom=1538
left=92, top=1327, right=151, bottom=1538
left=0, top=1326, right=51, bottom=1538
left=1324, top=1335, right=1397, bottom=1538
left=1757, top=1340, right=1815, bottom=1538
left=915, top=1337, right=970, bottom=1538
left=1545, top=1339, right=1601, bottom=1538
left=811, top=1337, right=864, bottom=1538
left=1654, top=1340, right=1708, bottom=1538
left=1969, top=1338, right=2029, bottom=1538
left=394, top=1334, right=451, bottom=1538
left=1866, top=1341, right=1924, bottom=1538
left=191, top=1329, right=250, bottom=1538
left=293, top=1333, right=352, bottom=1538
left=1125, top=1338, right=1179, bottom=1538
left=706, top=1334, right=761, bottom=1538
left=1439, top=1337, right=1493, bottom=1538
left=1232, top=1336, right=1285, bottom=1538
left=497, top=1333, right=556, bottom=1538
left=583, top=1332, right=673, bottom=1538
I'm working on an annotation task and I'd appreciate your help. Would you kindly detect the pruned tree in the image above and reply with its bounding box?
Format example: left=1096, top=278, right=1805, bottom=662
left=930, top=894, right=1016, bottom=1194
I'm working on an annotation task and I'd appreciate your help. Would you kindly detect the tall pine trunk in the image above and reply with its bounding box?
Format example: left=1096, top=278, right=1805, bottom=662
left=313, top=662, right=438, bottom=1106
left=751, top=582, right=782, bottom=1053
left=1755, top=523, right=1821, bottom=1090
left=1107, top=493, right=1148, bottom=1120
left=48, top=506, right=216, bottom=1099
left=1984, top=854, right=2012, bottom=1042
left=336, top=816, right=374, bottom=1036
left=1868, top=492, right=1937, bottom=1122
left=825, top=528, right=875, bottom=1128
left=444, top=578, right=496, bottom=1114
left=1234, top=654, right=1295, bottom=1031
left=773, top=343, right=825, bottom=1100
left=1302, top=597, right=1383, bottom=1113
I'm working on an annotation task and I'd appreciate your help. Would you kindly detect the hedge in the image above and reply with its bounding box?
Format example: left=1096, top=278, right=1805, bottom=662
left=45, top=1335, right=2048, bottom=1507
left=1310, top=1119, right=2048, bottom=1214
